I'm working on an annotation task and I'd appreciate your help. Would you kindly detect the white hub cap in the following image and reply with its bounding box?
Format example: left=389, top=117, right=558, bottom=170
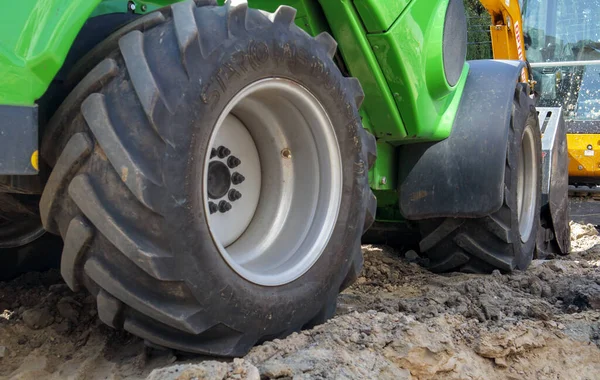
left=203, top=78, right=342, bottom=286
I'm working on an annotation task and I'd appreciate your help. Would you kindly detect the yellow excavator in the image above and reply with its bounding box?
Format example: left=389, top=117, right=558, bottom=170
left=515, top=0, right=600, bottom=227
left=479, top=0, right=584, bottom=256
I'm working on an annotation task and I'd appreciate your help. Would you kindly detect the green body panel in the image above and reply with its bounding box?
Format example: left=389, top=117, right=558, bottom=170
left=353, top=0, right=411, bottom=33
left=0, top=0, right=189, bottom=106
left=0, top=0, right=102, bottom=105
left=368, top=0, right=469, bottom=141
left=318, top=0, right=408, bottom=141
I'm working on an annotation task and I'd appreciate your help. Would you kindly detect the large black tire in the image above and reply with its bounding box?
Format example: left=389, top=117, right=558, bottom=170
left=417, top=84, right=542, bottom=273
left=39, top=0, right=376, bottom=355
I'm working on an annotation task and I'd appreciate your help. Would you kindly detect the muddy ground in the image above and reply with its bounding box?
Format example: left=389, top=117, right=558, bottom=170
left=1, top=222, right=599, bottom=379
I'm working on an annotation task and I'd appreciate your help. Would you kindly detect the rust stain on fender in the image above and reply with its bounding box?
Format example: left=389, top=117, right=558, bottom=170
left=410, top=190, right=428, bottom=201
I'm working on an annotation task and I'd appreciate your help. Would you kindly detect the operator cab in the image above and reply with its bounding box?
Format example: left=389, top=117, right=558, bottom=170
left=523, top=0, right=600, bottom=127
left=522, top=0, right=600, bottom=181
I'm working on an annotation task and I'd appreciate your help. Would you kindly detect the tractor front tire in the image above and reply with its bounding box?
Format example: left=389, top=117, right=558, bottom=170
left=40, top=0, right=376, bottom=355
left=418, top=84, right=542, bottom=273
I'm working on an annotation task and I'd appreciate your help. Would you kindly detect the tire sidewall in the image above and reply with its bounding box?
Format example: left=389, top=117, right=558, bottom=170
left=508, top=88, right=542, bottom=270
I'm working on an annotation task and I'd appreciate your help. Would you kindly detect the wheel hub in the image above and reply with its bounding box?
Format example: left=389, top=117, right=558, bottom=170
left=207, top=160, right=233, bottom=200
left=202, top=78, right=342, bottom=286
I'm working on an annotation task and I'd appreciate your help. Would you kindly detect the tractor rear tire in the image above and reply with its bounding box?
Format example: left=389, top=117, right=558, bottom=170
left=39, top=0, right=376, bottom=355
left=418, top=84, right=541, bottom=273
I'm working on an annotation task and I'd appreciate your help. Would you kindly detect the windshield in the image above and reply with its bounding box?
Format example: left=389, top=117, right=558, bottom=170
left=522, top=0, right=600, bottom=121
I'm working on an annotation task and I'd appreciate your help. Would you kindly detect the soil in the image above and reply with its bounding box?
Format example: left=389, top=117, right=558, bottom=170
left=1, top=222, right=599, bottom=379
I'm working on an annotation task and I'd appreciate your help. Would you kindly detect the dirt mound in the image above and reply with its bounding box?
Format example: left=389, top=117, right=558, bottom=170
left=1, top=223, right=599, bottom=379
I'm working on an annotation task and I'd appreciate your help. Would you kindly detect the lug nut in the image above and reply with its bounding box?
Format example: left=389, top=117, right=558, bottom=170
left=217, top=146, right=231, bottom=158
left=231, top=172, right=245, bottom=185
left=210, top=148, right=217, bottom=158
left=208, top=202, right=218, bottom=214
left=218, top=200, right=232, bottom=213
left=228, top=189, right=242, bottom=201
left=227, top=156, right=241, bottom=168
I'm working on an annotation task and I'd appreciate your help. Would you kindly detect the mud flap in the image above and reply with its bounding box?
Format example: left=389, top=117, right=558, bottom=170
left=537, top=107, right=570, bottom=256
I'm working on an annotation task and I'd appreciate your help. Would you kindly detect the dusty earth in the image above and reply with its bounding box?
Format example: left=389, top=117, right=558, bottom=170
left=1, top=222, right=600, bottom=379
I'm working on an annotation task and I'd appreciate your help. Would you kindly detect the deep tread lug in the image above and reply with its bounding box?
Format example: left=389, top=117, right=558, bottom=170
left=67, top=12, right=167, bottom=87
left=271, top=5, right=296, bottom=26
left=124, top=315, right=245, bottom=356
left=97, top=289, right=125, bottom=328
left=119, top=31, right=173, bottom=137
left=41, top=59, right=117, bottom=166
left=361, top=128, right=377, bottom=170
left=172, top=1, right=199, bottom=73
left=427, top=251, right=470, bottom=273
left=363, top=191, right=377, bottom=235
left=483, top=213, right=511, bottom=243
left=81, top=93, right=164, bottom=215
left=340, top=244, right=363, bottom=292
left=419, top=218, right=464, bottom=252
left=68, top=174, right=175, bottom=280
left=85, top=258, right=207, bottom=334
left=455, top=233, right=513, bottom=272
left=61, top=216, right=94, bottom=291
left=347, top=77, right=365, bottom=108
left=40, top=133, right=94, bottom=234
left=315, top=32, right=338, bottom=59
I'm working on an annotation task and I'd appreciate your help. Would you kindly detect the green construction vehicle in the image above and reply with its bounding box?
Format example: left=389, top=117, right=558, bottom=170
left=0, top=0, right=568, bottom=355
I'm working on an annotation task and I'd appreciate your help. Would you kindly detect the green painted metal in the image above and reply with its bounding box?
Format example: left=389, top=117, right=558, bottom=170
left=367, top=0, right=469, bottom=141
left=0, top=0, right=103, bottom=105
left=353, top=0, right=411, bottom=33
left=318, top=0, right=408, bottom=141
left=91, top=0, right=184, bottom=17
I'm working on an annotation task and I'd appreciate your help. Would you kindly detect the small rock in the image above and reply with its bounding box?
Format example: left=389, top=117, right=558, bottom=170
left=491, top=269, right=502, bottom=277
left=261, top=363, right=293, bottom=378
left=495, top=357, right=508, bottom=368
left=22, top=307, right=54, bottom=329
left=49, top=284, right=70, bottom=293
left=530, top=281, right=543, bottom=297
left=57, top=301, right=79, bottom=323
left=0, top=346, right=6, bottom=358
left=53, top=320, right=72, bottom=335
left=542, top=285, right=553, bottom=298
left=547, top=261, right=568, bottom=273
left=405, top=250, right=419, bottom=261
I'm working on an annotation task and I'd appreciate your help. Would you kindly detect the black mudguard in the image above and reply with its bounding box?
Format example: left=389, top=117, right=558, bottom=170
left=399, top=60, right=526, bottom=219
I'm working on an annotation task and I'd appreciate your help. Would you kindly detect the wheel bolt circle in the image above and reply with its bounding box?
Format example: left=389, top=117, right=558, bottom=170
left=228, top=189, right=242, bottom=201
left=217, top=146, right=231, bottom=158
left=231, top=172, right=245, bottom=185
left=227, top=156, right=241, bottom=168
left=219, top=200, right=232, bottom=213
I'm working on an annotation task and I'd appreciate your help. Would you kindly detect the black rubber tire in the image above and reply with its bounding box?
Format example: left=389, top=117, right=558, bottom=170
left=535, top=205, right=569, bottom=258
left=417, top=84, right=542, bottom=273
left=39, top=0, right=376, bottom=356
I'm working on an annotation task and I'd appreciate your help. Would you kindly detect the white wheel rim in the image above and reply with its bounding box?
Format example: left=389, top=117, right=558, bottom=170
left=517, top=125, right=538, bottom=242
left=203, top=78, right=342, bottom=286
